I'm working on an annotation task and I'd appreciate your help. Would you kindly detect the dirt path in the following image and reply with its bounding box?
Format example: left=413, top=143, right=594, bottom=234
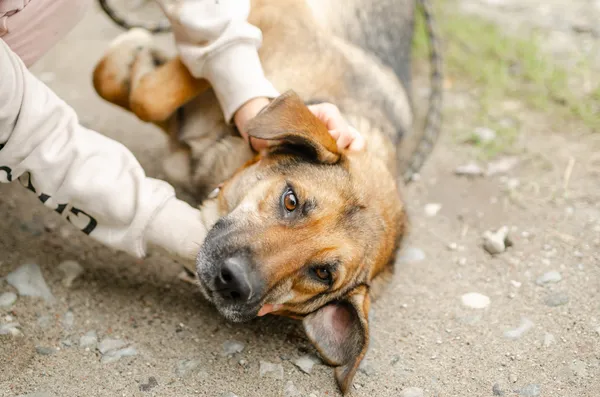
left=1, top=2, right=599, bottom=397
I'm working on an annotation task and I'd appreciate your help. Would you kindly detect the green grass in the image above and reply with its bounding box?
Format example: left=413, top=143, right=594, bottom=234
left=412, top=2, right=600, bottom=135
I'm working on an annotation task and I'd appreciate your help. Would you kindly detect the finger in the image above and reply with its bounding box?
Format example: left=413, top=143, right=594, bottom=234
left=329, top=129, right=341, bottom=140
left=348, top=127, right=366, bottom=151
left=308, top=102, right=348, bottom=132
left=336, top=131, right=354, bottom=150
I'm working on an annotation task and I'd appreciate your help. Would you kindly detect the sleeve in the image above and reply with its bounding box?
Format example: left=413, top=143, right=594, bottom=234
left=155, top=0, right=280, bottom=123
left=0, top=39, right=208, bottom=261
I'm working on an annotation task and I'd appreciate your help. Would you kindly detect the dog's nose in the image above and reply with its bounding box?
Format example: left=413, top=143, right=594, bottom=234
left=215, top=256, right=254, bottom=302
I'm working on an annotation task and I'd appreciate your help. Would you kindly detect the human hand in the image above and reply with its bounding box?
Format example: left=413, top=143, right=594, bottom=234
left=307, top=102, right=366, bottom=151
left=234, top=98, right=365, bottom=152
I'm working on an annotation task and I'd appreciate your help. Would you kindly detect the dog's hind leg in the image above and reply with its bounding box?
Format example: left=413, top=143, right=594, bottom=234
left=93, top=28, right=209, bottom=124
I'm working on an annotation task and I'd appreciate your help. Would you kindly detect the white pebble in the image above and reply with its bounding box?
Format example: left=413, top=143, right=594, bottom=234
left=504, top=318, right=534, bottom=339
left=220, top=340, right=245, bottom=356
left=461, top=292, right=490, bottom=309
left=0, top=292, right=17, bottom=308
left=101, top=346, right=138, bottom=364
left=510, top=280, right=522, bottom=288
left=536, top=271, right=562, bottom=286
left=455, top=162, right=484, bottom=176
left=98, top=338, right=128, bottom=354
left=399, top=387, right=424, bottom=397
left=6, top=263, right=55, bottom=304
left=259, top=361, right=283, bottom=379
left=483, top=226, right=511, bottom=255
left=0, top=322, right=22, bottom=336
left=424, top=203, right=442, bottom=217
left=292, top=354, right=320, bottom=374
left=473, top=127, right=496, bottom=143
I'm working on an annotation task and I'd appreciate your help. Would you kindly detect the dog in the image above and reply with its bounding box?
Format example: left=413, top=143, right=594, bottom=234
left=92, top=0, right=442, bottom=394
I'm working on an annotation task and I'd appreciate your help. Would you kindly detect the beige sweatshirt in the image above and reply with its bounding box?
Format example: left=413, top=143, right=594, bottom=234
left=0, top=0, right=279, bottom=261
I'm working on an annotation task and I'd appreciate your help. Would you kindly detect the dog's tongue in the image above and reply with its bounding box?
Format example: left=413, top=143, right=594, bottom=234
left=257, top=304, right=282, bottom=316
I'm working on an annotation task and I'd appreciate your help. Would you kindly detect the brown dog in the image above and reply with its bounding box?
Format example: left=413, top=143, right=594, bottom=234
left=92, top=0, right=442, bottom=393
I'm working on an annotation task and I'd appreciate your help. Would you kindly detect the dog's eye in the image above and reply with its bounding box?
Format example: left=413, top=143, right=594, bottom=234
left=282, top=190, right=298, bottom=212
left=313, top=267, right=331, bottom=282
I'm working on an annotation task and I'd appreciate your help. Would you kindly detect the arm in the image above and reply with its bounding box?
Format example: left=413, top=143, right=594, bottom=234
left=0, top=39, right=208, bottom=261
left=155, top=0, right=279, bottom=125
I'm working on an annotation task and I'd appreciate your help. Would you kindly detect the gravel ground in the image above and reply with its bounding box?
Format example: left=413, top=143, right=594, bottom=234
left=1, top=2, right=599, bottom=397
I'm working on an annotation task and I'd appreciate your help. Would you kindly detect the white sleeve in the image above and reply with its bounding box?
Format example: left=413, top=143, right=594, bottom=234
left=156, top=0, right=279, bottom=123
left=0, top=39, right=208, bottom=260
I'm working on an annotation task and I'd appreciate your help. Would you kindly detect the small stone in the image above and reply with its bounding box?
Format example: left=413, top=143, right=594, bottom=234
left=399, top=247, right=425, bottom=263
left=461, top=292, right=490, bottom=309
left=139, top=376, right=158, bottom=392
left=509, top=373, right=518, bottom=383
left=101, top=346, right=137, bottom=364
left=221, top=340, right=245, bottom=356
left=98, top=338, right=128, bottom=354
left=61, top=339, right=73, bottom=347
left=483, top=226, right=512, bottom=255
left=175, top=359, right=203, bottom=377
left=358, top=361, right=377, bottom=376
left=259, top=361, right=283, bottom=379
left=283, top=381, right=301, bottom=397
left=36, top=346, right=56, bottom=355
left=399, top=387, right=424, bottom=397
left=504, top=318, right=534, bottom=340
left=535, top=271, right=562, bottom=286
left=62, top=311, right=74, bottom=329
left=486, top=157, right=519, bottom=176
left=0, top=292, right=17, bottom=308
left=58, top=260, right=84, bottom=288
left=6, top=263, right=55, bottom=303
left=543, top=333, right=556, bottom=347
left=492, top=383, right=505, bottom=396
left=292, top=354, right=320, bottom=374
left=447, top=242, right=458, bottom=251
left=519, top=384, right=541, bottom=396
left=473, top=127, right=497, bottom=143
left=424, top=203, right=442, bottom=217
left=544, top=292, right=569, bottom=307
left=510, top=280, right=522, bottom=288
left=505, top=178, right=520, bottom=190
left=80, top=330, right=98, bottom=348
left=0, top=322, right=22, bottom=336
left=455, top=162, right=484, bottom=176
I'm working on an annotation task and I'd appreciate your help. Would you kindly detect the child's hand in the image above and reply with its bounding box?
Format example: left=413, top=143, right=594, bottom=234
left=307, top=102, right=366, bottom=151
left=237, top=98, right=365, bottom=152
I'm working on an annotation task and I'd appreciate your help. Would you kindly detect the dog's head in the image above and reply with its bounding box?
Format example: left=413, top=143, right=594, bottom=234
left=196, top=90, right=406, bottom=393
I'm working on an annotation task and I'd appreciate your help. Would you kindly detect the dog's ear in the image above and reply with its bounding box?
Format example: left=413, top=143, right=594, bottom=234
left=246, top=90, right=340, bottom=164
left=303, top=285, right=370, bottom=395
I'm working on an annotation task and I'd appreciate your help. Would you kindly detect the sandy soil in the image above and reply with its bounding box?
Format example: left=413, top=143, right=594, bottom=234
left=1, top=2, right=599, bottom=397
